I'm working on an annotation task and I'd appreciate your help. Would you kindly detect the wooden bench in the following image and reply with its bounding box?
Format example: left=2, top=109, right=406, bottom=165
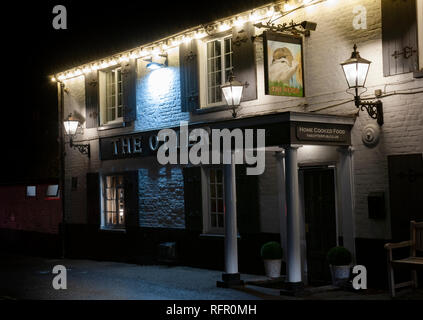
left=384, top=220, right=423, bottom=297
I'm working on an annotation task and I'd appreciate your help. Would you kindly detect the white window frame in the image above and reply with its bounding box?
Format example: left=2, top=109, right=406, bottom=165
left=101, top=174, right=125, bottom=230
left=99, top=66, right=123, bottom=125
left=203, top=36, right=233, bottom=108
left=201, top=166, right=225, bottom=234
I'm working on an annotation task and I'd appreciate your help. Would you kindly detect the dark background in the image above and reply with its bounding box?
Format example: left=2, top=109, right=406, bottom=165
left=2, top=0, right=273, bottom=184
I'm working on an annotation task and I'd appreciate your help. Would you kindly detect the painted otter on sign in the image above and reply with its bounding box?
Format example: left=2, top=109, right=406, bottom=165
left=268, top=47, right=299, bottom=84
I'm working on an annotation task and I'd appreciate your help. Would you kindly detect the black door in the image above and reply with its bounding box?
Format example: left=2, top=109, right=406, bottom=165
left=302, top=167, right=337, bottom=285
left=388, top=154, right=423, bottom=241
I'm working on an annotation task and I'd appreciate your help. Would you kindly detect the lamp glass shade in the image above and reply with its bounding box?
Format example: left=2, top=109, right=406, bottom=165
left=341, top=62, right=370, bottom=88
left=340, top=45, right=371, bottom=89
left=221, top=79, right=243, bottom=107
left=63, top=118, right=79, bottom=136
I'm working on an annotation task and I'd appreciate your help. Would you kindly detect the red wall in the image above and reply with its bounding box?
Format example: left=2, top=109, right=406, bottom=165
left=0, top=184, right=62, bottom=234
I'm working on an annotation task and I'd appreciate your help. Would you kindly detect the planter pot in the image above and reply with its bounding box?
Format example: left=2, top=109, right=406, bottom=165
left=330, top=264, right=351, bottom=285
left=264, top=259, right=282, bottom=278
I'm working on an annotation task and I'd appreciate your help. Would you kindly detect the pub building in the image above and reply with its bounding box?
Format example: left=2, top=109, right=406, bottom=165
left=51, top=0, right=422, bottom=289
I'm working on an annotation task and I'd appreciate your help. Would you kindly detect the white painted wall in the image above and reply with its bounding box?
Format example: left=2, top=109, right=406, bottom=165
left=62, top=0, right=423, bottom=240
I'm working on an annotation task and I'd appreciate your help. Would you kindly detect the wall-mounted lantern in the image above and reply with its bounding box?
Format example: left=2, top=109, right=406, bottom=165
left=221, top=73, right=244, bottom=118
left=63, top=113, right=90, bottom=157
left=341, top=44, right=383, bottom=125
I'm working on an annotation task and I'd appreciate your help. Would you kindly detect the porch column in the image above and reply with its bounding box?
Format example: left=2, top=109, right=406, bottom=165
left=275, top=151, right=288, bottom=266
left=337, top=146, right=356, bottom=261
left=217, top=150, right=243, bottom=287
left=284, top=145, right=303, bottom=286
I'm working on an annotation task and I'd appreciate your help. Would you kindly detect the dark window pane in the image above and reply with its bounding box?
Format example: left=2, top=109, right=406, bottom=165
left=210, top=184, right=216, bottom=198
left=216, top=169, right=222, bottom=182
left=216, top=88, right=222, bottom=102
left=215, top=72, right=222, bottom=86
left=218, top=214, right=224, bottom=228
left=224, top=70, right=230, bottom=82
left=210, top=169, right=215, bottom=180
left=207, top=42, right=213, bottom=58
left=211, top=214, right=217, bottom=227
left=225, top=38, right=230, bottom=54
left=216, top=57, right=221, bottom=72
left=207, top=59, right=213, bottom=73
left=214, top=40, right=221, bottom=57
left=208, top=89, right=213, bottom=104
left=211, top=72, right=216, bottom=86
left=218, top=199, right=224, bottom=212
left=211, top=200, right=217, bottom=213
left=217, top=184, right=223, bottom=198
left=225, top=55, right=231, bottom=69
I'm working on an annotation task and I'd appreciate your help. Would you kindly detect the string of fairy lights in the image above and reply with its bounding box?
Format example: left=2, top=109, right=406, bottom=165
left=51, top=0, right=331, bottom=82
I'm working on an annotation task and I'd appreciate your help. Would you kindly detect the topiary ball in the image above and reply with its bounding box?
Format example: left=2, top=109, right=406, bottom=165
left=260, top=241, right=283, bottom=260
left=327, top=246, right=352, bottom=266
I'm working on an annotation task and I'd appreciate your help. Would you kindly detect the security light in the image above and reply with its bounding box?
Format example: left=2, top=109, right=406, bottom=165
left=300, top=21, right=317, bottom=31
left=144, top=53, right=168, bottom=70
left=147, top=61, right=165, bottom=70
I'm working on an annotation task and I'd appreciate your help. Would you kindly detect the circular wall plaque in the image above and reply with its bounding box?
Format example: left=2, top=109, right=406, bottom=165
left=362, top=124, right=380, bottom=147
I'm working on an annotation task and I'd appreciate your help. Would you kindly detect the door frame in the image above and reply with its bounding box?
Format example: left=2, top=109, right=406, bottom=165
left=298, top=163, right=340, bottom=284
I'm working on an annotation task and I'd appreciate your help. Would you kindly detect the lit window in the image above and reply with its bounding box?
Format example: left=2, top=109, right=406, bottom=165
left=26, top=186, right=36, bottom=197
left=208, top=168, right=224, bottom=232
left=206, top=37, right=233, bottom=106
left=46, top=184, right=59, bottom=197
left=99, top=67, right=123, bottom=125
left=103, top=175, right=125, bottom=229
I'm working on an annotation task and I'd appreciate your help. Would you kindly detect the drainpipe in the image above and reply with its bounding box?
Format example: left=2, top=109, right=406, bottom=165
left=57, top=80, right=66, bottom=259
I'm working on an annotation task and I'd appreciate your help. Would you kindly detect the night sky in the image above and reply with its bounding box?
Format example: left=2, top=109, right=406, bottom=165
left=3, top=0, right=273, bottom=184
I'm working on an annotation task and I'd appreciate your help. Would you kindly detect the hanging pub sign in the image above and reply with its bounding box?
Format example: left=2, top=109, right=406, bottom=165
left=263, top=32, right=304, bottom=97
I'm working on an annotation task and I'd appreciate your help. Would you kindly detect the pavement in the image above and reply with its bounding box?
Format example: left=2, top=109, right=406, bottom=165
left=0, top=254, right=264, bottom=300
left=1, top=254, right=422, bottom=300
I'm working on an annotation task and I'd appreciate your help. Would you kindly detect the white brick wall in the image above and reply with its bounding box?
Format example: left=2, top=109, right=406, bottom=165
left=258, top=152, right=280, bottom=234
left=62, top=0, right=423, bottom=239
left=135, top=47, right=190, bottom=131
left=138, top=166, right=185, bottom=229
